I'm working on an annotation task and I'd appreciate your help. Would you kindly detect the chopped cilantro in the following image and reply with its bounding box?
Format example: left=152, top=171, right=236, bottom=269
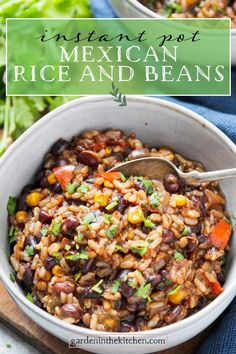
left=181, top=227, right=189, bottom=236
left=26, top=293, right=34, bottom=303
left=77, top=183, right=89, bottom=194
left=136, top=283, right=151, bottom=299
left=7, top=196, right=17, bottom=215
left=9, top=226, right=17, bottom=245
left=92, top=279, right=103, bottom=294
left=173, top=251, right=184, bottom=260
left=52, top=252, right=61, bottom=260
left=9, top=272, right=15, bottom=282
left=149, top=192, right=160, bottom=208
left=137, top=177, right=154, bottom=195
left=168, top=285, right=182, bottom=296
left=105, top=225, right=118, bottom=239
left=81, top=212, right=97, bottom=225
left=120, top=172, right=126, bottom=182
left=65, top=250, right=88, bottom=261
left=64, top=244, right=71, bottom=251
left=24, top=245, right=34, bottom=257
left=131, top=242, right=149, bottom=256
left=75, top=233, right=83, bottom=243
left=66, top=182, right=75, bottom=194
left=51, top=221, right=61, bottom=236
left=111, top=280, right=121, bottom=294
left=115, top=244, right=124, bottom=251
left=103, top=213, right=113, bottom=225
left=75, top=272, right=81, bottom=281
left=143, top=219, right=155, bottom=229
left=41, top=227, right=48, bottom=237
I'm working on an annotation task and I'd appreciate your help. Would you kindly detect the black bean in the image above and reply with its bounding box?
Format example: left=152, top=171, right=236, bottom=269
left=163, top=173, right=180, bottom=193
left=122, top=313, right=135, bottom=322
left=217, top=270, right=226, bottom=285
left=120, top=282, right=134, bottom=298
left=113, top=152, right=124, bottom=162
left=118, top=322, right=134, bottom=332
left=82, top=258, right=96, bottom=274
left=190, top=223, right=201, bottom=235
left=117, top=269, right=129, bottom=280
left=185, top=239, right=197, bottom=253
left=61, top=216, right=79, bottom=236
left=162, top=229, right=175, bottom=244
left=77, top=150, right=99, bottom=166
left=52, top=183, right=62, bottom=194
left=18, top=193, right=27, bottom=211
left=165, top=305, right=183, bottom=324
left=35, top=169, right=45, bottom=183
left=39, top=210, right=53, bottom=224
left=153, top=259, right=166, bottom=272
left=122, top=147, right=132, bottom=158
left=45, top=256, right=57, bottom=271
left=32, top=294, right=43, bottom=308
left=24, top=236, right=37, bottom=252
left=114, top=299, right=123, bottom=310
left=40, top=176, right=50, bottom=189
left=22, top=184, right=34, bottom=193
left=197, top=234, right=208, bottom=244
left=141, top=225, right=154, bottom=234
left=117, top=195, right=127, bottom=214
left=125, top=303, right=137, bottom=312
left=22, top=264, right=33, bottom=291
left=51, top=138, right=70, bottom=156
left=150, top=274, right=162, bottom=287
left=199, top=195, right=207, bottom=217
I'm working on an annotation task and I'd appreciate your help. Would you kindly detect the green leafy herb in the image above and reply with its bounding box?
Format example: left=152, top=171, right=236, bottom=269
left=168, top=285, right=182, bottom=296
left=8, top=226, right=17, bottom=244
left=181, top=227, right=189, bottom=236
left=106, top=201, right=118, bottom=211
left=6, top=343, right=12, bottom=349
left=41, top=227, right=48, bottom=237
left=64, top=244, right=71, bottom=251
left=115, top=244, right=124, bottom=251
left=92, top=279, right=103, bottom=294
left=149, top=192, right=160, bottom=208
left=52, top=252, right=61, bottom=260
left=110, top=82, right=127, bottom=107
left=105, top=225, right=118, bottom=239
left=7, top=196, right=17, bottom=215
left=131, top=242, right=149, bottom=256
left=26, top=293, right=34, bottom=303
left=81, top=212, right=97, bottom=225
left=65, top=250, right=88, bottom=261
left=75, top=233, right=83, bottom=243
left=24, top=245, right=34, bottom=257
left=66, top=182, right=75, bottom=194
left=9, top=272, right=15, bottom=282
left=143, top=219, right=155, bottom=229
left=137, top=177, right=154, bottom=195
left=103, top=213, right=113, bottom=225
left=136, top=283, right=151, bottom=299
left=75, top=272, right=82, bottom=281
left=120, top=172, right=126, bottom=182
left=77, top=183, right=89, bottom=193
left=173, top=251, right=184, bottom=260
left=111, top=280, right=121, bottom=294
left=51, top=221, right=61, bottom=236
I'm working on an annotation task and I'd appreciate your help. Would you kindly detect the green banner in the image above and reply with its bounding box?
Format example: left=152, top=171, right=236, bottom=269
left=6, top=19, right=230, bottom=96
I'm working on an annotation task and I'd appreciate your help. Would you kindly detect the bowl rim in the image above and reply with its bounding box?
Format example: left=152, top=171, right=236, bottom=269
left=1, top=95, right=236, bottom=337
left=124, top=0, right=236, bottom=34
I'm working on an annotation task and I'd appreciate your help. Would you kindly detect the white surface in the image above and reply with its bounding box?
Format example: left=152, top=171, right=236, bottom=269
left=0, top=96, right=236, bottom=354
left=0, top=323, right=41, bottom=354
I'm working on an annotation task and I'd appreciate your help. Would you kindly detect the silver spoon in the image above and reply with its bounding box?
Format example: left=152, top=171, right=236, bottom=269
left=109, top=157, right=236, bottom=185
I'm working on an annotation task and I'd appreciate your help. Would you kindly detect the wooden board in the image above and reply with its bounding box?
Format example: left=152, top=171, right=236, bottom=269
left=0, top=282, right=211, bottom=354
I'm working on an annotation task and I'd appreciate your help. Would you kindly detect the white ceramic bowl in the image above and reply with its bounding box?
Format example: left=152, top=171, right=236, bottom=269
left=110, top=0, right=236, bottom=65
left=0, top=96, right=236, bottom=354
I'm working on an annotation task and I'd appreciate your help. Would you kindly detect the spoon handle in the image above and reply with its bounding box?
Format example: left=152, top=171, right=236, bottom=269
left=182, top=168, right=236, bottom=184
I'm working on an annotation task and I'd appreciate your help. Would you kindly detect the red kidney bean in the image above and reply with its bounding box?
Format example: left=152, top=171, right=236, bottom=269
left=125, top=303, right=137, bottom=312
left=52, top=281, right=75, bottom=294
left=128, top=148, right=150, bottom=160
left=24, top=236, right=37, bottom=252
left=120, top=282, right=134, bottom=298
left=39, top=210, right=53, bottom=224
left=61, top=304, right=81, bottom=320
left=165, top=305, right=183, bottom=324
left=77, top=150, right=99, bottom=166
left=162, top=229, right=175, bottom=243
left=153, top=259, right=166, bottom=272
left=44, top=256, right=57, bottom=271
left=163, top=173, right=180, bottom=193
left=51, top=138, right=70, bottom=156
left=127, top=295, right=143, bottom=305
left=150, top=274, right=162, bottom=287
left=22, top=264, right=33, bottom=291
left=61, top=216, right=79, bottom=236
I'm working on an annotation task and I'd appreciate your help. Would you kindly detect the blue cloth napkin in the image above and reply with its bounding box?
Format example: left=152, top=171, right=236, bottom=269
left=90, top=0, right=236, bottom=144
left=90, top=1, right=236, bottom=353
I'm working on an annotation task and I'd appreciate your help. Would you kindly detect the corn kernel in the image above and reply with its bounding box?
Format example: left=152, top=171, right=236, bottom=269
left=104, top=318, right=117, bottom=330
left=47, top=173, right=57, bottom=185
left=105, top=147, right=111, bottom=157
left=175, top=196, right=187, bottom=207
left=94, top=192, right=109, bottom=207
left=168, top=287, right=188, bottom=304
left=52, top=265, right=64, bottom=277
left=16, top=211, right=28, bottom=224
left=104, top=180, right=113, bottom=189
left=127, top=230, right=134, bottom=240
left=128, top=206, right=144, bottom=224
left=26, top=192, right=41, bottom=207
